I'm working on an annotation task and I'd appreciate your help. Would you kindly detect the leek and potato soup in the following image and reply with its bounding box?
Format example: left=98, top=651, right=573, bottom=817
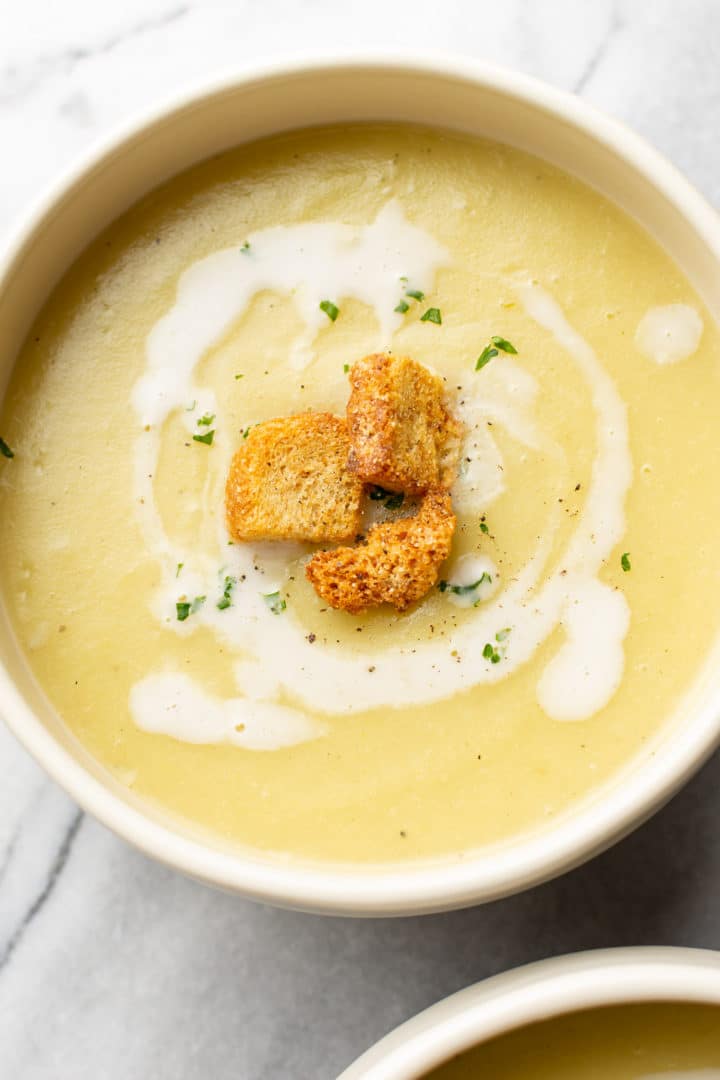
left=1, top=125, right=719, bottom=862
left=425, top=1003, right=720, bottom=1079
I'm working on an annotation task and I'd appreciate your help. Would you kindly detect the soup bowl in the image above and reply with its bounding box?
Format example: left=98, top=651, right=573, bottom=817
left=1, top=55, right=720, bottom=915
left=339, top=947, right=720, bottom=1077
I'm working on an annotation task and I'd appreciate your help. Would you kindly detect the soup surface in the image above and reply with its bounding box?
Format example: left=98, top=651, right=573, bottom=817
left=1, top=124, right=720, bottom=862
left=425, top=1002, right=720, bottom=1078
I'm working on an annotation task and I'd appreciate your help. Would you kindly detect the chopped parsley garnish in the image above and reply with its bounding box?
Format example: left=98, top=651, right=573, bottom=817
left=621, top=552, right=632, bottom=572
left=343, top=363, right=350, bottom=373
left=476, top=335, right=518, bottom=370
left=438, top=572, right=492, bottom=598
left=490, top=335, right=518, bottom=354
left=483, top=627, right=512, bottom=662
left=197, top=413, right=215, bottom=427
left=320, top=299, right=339, bottom=322
left=263, top=591, right=286, bottom=614
left=480, top=521, right=489, bottom=535
left=241, top=241, right=251, bottom=254
left=176, top=562, right=184, bottom=578
left=241, top=426, right=251, bottom=439
left=420, top=307, right=442, bottom=325
left=0, top=437, right=14, bottom=459
left=234, top=373, right=244, bottom=380
left=396, top=285, right=429, bottom=314
left=217, top=575, right=236, bottom=611
left=476, top=345, right=498, bottom=370
left=193, top=430, right=215, bottom=445
left=176, top=596, right=203, bottom=621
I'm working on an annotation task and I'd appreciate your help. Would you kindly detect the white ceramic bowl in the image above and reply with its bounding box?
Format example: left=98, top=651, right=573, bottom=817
left=339, top=947, right=720, bottom=1078
left=2, top=56, right=720, bottom=916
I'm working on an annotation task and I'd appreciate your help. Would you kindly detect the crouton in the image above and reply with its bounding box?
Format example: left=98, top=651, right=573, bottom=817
left=226, top=413, right=364, bottom=543
left=346, top=353, right=463, bottom=496
left=305, top=489, right=456, bottom=613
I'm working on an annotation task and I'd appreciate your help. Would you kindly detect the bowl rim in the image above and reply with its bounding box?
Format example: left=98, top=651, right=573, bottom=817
left=338, top=946, right=720, bottom=1078
left=2, top=52, right=720, bottom=915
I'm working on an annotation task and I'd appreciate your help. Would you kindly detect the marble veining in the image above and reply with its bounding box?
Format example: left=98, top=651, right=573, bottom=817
left=1, top=2, right=720, bottom=1077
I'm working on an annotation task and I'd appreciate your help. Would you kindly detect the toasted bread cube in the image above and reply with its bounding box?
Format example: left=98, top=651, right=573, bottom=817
left=226, top=413, right=363, bottom=543
left=346, top=353, right=463, bottom=496
left=305, top=490, right=456, bottom=613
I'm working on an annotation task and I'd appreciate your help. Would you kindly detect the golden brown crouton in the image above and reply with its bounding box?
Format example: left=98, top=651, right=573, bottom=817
left=305, top=490, right=456, bottom=613
left=346, top=353, right=463, bottom=496
left=226, top=413, right=363, bottom=543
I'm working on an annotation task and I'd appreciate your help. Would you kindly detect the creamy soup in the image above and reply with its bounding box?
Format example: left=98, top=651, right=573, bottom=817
left=1, top=124, right=719, bottom=862
left=425, top=1003, right=720, bottom=1078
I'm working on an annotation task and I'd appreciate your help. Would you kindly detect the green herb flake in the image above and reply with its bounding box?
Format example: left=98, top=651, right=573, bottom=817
left=263, top=591, right=286, bottom=615
left=241, top=241, right=251, bottom=254
left=405, top=288, right=425, bottom=301
left=193, top=430, right=215, bottom=446
left=197, top=413, right=215, bottom=427
left=483, top=641, right=502, bottom=664
left=0, top=437, right=14, bottom=460
left=241, top=426, right=251, bottom=439
left=490, top=335, right=518, bottom=354
left=175, top=594, right=206, bottom=620
left=176, top=595, right=206, bottom=622
left=440, top=573, right=492, bottom=598
left=621, top=552, right=632, bottom=572
left=217, top=575, right=236, bottom=611
left=394, top=300, right=410, bottom=314
left=234, top=373, right=244, bottom=380
left=476, top=335, right=518, bottom=372
left=320, top=299, right=339, bottom=322
left=343, top=363, right=350, bottom=374
left=176, top=562, right=184, bottom=578
left=480, top=521, right=489, bottom=535
left=476, top=345, right=499, bottom=371
left=420, top=307, right=442, bottom=325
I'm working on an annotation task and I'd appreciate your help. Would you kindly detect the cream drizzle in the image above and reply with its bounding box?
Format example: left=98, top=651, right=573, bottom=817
left=130, top=672, right=324, bottom=750
left=635, top=303, right=703, bottom=364
left=442, top=554, right=498, bottom=610
left=453, top=357, right=544, bottom=516
left=129, top=203, right=633, bottom=749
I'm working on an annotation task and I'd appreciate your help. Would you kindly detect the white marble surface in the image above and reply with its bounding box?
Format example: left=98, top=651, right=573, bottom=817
left=2, top=2, right=720, bottom=1077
